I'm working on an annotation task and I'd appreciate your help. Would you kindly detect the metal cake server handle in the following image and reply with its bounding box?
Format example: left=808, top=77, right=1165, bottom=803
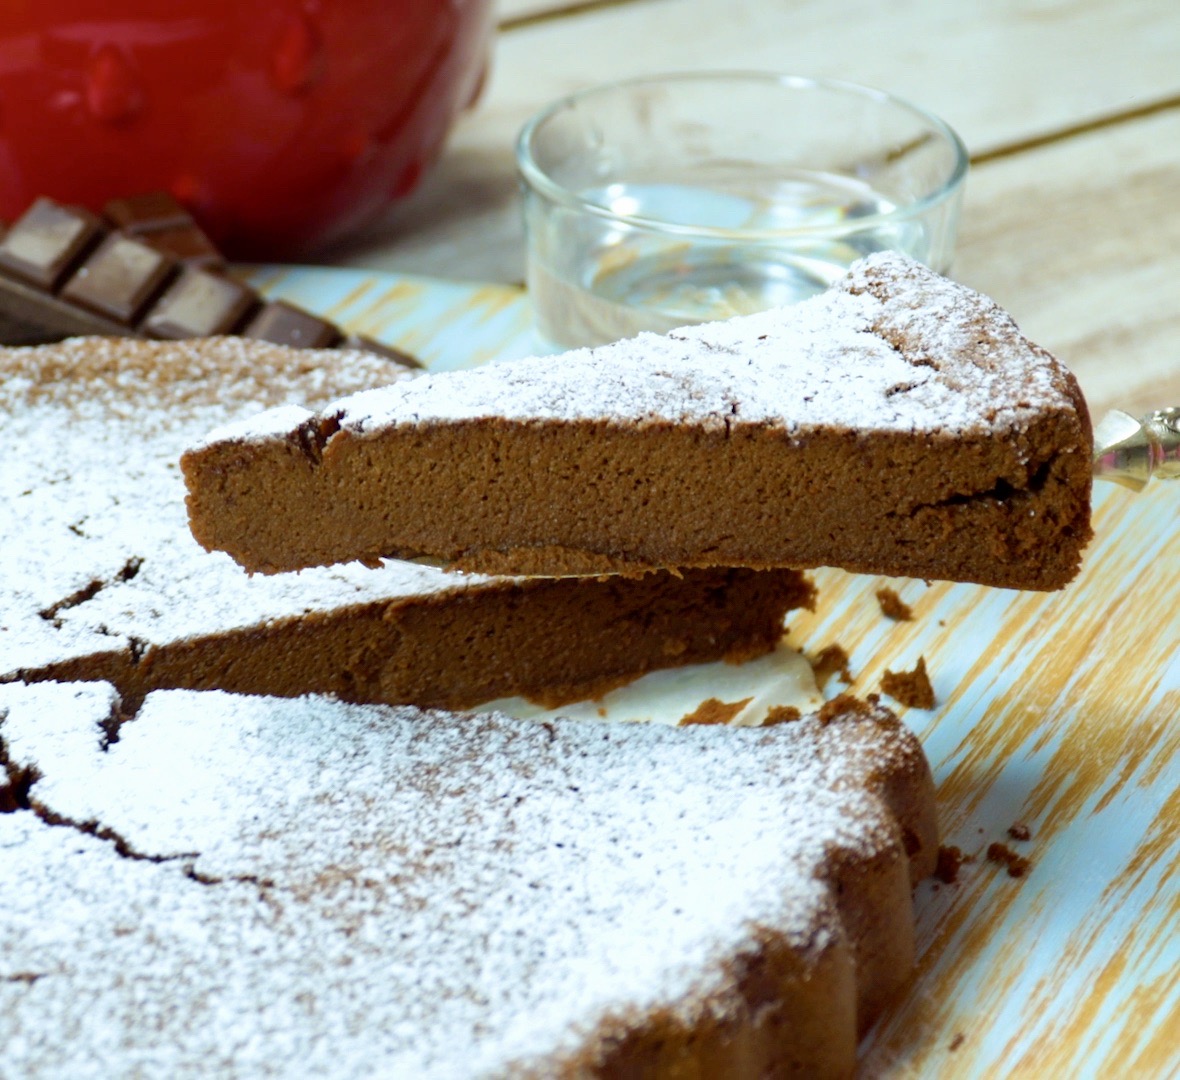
left=1092, top=407, right=1180, bottom=490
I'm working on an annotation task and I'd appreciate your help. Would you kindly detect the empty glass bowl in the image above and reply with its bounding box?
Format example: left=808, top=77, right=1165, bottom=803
left=517, top=72, right=968, bottom=348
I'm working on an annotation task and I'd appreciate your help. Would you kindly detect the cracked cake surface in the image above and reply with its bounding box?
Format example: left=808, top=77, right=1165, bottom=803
left=0, top=334, right=811, bottom=709
left=0, top=681, right=936, bottom=1078
left=183, top=253, right=1092, bottom=588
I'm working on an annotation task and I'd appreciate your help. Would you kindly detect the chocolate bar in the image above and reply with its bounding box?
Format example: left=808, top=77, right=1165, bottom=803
left=103, top=191, right=226, bottom=272
left=0, top=194, right=422, bottom=368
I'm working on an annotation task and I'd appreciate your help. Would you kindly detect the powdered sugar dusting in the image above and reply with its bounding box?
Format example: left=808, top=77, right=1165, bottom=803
left=0, top=335, right=499, bottom=677
left=213, top=254, right=1076, bottom=448
left=0, top=682, right=917, bottom=1076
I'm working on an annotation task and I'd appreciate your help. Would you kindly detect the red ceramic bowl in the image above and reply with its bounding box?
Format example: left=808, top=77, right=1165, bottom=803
left=0, top=2, right=494, bottom=259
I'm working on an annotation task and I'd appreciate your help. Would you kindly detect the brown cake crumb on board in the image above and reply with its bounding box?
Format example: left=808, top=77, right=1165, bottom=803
left=763, top=705, right=803, bottom=726
left=678, top=697, right=752, bottom=726
left=811, top=644, right=853, bottom=690
left=935, top=845, right=971, bottom=884
left=987, top=842, right=1032, bottom=878
left=1008, top=822, right=1032, bottom=841
left=882, top=656, right=935, bottom=709
left=876, top=587, right=914, bottom=621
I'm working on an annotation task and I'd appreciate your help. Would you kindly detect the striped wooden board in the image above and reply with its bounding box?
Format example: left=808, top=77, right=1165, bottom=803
left=249, top=264, right=1179, bottom=1077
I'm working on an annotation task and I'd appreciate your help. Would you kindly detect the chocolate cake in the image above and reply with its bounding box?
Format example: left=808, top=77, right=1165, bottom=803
left=0, top=336, right=812, bottom=710
left=183, top=254, right=1092, bottom=590
left=0, top=681, right=937, bottom=1077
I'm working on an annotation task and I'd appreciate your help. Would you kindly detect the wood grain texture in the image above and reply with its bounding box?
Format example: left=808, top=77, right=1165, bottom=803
left=252, top=265, right=1180, bottom=1076
left=954, top=108, right=1180, bottom=414
left=330, top=0, right=1180, bottom=283
left=793, top=486, right=1180, bottom=1076
left=497, top=0, right=637, bottom=27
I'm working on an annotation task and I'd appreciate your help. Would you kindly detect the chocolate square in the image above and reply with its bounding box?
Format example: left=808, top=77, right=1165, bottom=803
left=140, top=225, right=225, bottom=271
left=60, top=234, right=178, bottom=324
left=0, top=199, right=106, bottom=290
left=143, top=267, right=258, bottom=338
left=242, top=300, right=341, bottom=348
left=103, top=192, right=193, bottom=234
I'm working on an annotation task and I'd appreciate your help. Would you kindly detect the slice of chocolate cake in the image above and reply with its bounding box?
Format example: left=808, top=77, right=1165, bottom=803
left=0, top=681, right=937, bottom=1077
left=183, top=254, right=1092, bottom=590
left=0, top=336, right=812, bottom=711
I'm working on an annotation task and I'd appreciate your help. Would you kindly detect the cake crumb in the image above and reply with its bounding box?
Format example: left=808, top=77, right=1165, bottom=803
left=876, top=587, right=913, bottom=621
left=987, top=842, right=1031, bottom=878
left=1007, top=822, right=1031, bottom=841
left=763, top=705, right=802, bottom=726
left=949, top=1033, right=965, bottom=1051
left=881, top=656, right=935, bottom=709
left=678, top=697, right=752, bottom=727
left=935, top=844, right=971, bottom=884
left=596, top=707, right=607, bottom=718
left=810, top=645, right=853, bottom=690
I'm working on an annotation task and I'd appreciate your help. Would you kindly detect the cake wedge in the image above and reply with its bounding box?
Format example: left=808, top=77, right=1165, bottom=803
left=0, top=680, right=937, bottom=1078
left=0, top=335, right=812, bottom=711
left=183, top=253, right=1093, bottom=590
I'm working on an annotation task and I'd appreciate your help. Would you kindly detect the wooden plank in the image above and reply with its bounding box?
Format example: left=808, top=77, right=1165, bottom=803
left=497, top=0, right=566, bottom=23
left=328, top=0, right=1180, bottom=282
left=496, top=0, right=630, bottom=26
left=824, top=482, right=1180, bottom=1076
left=482, top=0, right=1180, bottom=154
left=954, top=110, right=1180, bottom=416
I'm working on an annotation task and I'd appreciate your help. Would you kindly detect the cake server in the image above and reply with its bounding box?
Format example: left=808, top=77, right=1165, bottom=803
left=1092, top=407, right=1180, bottom=490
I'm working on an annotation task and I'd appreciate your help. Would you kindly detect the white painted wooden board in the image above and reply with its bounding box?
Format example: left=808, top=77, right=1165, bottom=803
left=954, top=109, right=1180, bottom=418
left=496, top=0, right=588, bottom=23
left=326, top=0, right=1180, bottom=284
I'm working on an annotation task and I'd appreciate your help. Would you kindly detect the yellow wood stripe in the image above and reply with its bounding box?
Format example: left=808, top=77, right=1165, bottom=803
left=847, top=484, right=1179, bottom=1075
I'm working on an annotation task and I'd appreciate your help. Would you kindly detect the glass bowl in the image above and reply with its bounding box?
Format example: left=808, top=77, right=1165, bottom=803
left=517, top=72, right=968, bottom=349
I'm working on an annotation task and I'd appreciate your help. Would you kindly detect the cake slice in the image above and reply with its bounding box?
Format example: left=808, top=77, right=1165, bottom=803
left=183, top=254, right=1093, bottom=590
left=0, top=680, right=937, bottom=1077
left=0, top=336, right=812, bottom=711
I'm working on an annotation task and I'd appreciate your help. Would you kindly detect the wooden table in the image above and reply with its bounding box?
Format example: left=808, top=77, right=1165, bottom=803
left=286, top=3, right=1180, bottom=1074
